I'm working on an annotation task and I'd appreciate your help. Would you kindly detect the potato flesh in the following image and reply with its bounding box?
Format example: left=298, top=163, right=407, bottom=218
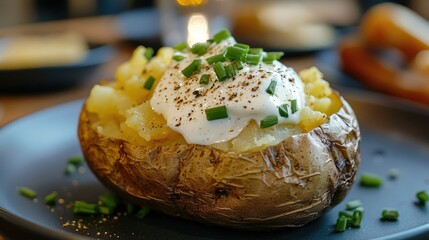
left=85, top=48, right=342, bottom=152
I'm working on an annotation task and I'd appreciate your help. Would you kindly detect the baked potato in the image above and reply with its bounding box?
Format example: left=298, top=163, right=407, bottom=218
left=78, top=30, right=360, bottom=230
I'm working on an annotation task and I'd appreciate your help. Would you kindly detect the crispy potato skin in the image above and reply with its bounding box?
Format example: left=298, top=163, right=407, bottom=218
left=78, top=96, right=360, bottom=230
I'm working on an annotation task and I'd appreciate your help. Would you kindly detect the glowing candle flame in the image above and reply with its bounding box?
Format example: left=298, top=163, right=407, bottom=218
left=187, top=14, right=209, bottom=46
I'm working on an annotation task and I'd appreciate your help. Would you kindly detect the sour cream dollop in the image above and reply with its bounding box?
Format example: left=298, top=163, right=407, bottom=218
left=150, top=38, right=306, bottom=145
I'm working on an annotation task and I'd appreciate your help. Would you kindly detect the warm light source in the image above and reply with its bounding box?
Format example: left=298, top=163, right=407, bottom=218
left=176, top=0, right=207, bottom=7
left=187, top=14, right=209, bottom=46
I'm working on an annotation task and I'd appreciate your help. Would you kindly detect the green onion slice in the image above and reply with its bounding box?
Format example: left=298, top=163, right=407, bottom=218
left=233, top=61, right=243, bottom=70
left=249, top=48, right=263, bottom=55
left=99, top=194, right=118, bottom=209
left=96, top=206, right=111, bottom=215
left=351, top=210, right=363, bottom=228
left=381, top=209, right=399, bottom=221
left=173, top=54, right=185, bottom=61
left=260, top=115, right=278, bottom=129
left=245, top=54, right=260, bottom=65
left=181, top=59, right=202, bottom=77
left=143, top=76, right=156, bottom=90
left=234, top=43, right=250, bottom=51
left=173, top=42, right=187, bottom=51
left=266, top=80, right=277, bottom=95
left=19, top=187, right=37, bottom=200
left=68, top=156, right=83, bottom=166
left=213, top=29, right=231, bottom=43
left=417, top=190, right=429, bottom=204
left=144, top=47, right=154, bottom=61
left=225, top=46, right=247, bottom=61
left=206, top=54, right=225, bottom=65
left=72, top=201, right=97, bottom=215
left=199, top=74, right=210, bottom=85
left=278, top=104, right=289, bottom=118
left=44, top=192, right=57, bottom=206
left=135, top=207, right=150, bottom=219
left=346, top=200, right=363, bottom=211
left=205, top=105, right=228, bottom=121
left=360, top=172, right=383, bottom=187
left=291, top=99, right=298, bottom=113
left=213, top=62, right=227, bottom=81
left=335, top=216, right=348, bottom=232
left=191, top=43, right=209, bottom=56
left=225, top=64, right=236, bottom=78
left=262, top=51, right=284, bottom=64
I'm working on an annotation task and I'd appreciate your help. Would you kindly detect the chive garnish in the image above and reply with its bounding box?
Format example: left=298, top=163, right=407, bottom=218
left=225, top=46, right=248, bottom=61
left=291, top=99, right=298, bottom=113
left=260, top=115, right=278, bottom=129
left=263, top=51, right=284, bottom=64
left=225, top=63, right=236, bottom=78
left=72, top=201, right=97, bottom=215
left=381, top=209, right=399, bottom=221
left=173, top=42, right=187, bottom=51
left=44, top=191, right=57, bottom=206
left=68, top=156, right=83, bottom=166
left=335, top=216, right=348, bottom=232
left=245, top=54, right=260, bottom=65
left=206, top=54, right=225, bottom=65
left=191, top=43, right=209, bottom=56
left=249, top=48, right=263, bottom=55
left=65, top=164, right=76, bottom=175
left=126, top=202, right=135, bottom=214
left=181, top=59, right=202, bottom=77
left=144, top=47, right=154, bottom=61
left=213, top=62, right=227, bottom=81
left=173, top=55, right=185, bottom=61
left=143, top=76, right=156, bottom=90
left=338, top=211, right=353, bottom=220
left=416, top=190, right=429, bottom=204
left=199, top=74, right=210, bottom=85
left=351, top=210, right=363, bottom=228
left=96, top=206, right=111, bottom=215
left=278, top=104, right=289, bottom=118
left=266, top=80, right=277, bottom=95
left=99, top=194, right=118, bottom=209
left=19, top=187, right=37, bottom=200
left=205, top=105, right=228, bottom=121
left=360, top=172, right=383, bottom=187
left=206, top=39, right=214, bottom=44
left=346, top=200, right=362, bottom=211
left=213, top=29, right=231, bottom=43
left=234, top=43, right=250, bottom=51
left=233, top=61, right=243, bottom=70
left=135, top=207, right=150, bottom=219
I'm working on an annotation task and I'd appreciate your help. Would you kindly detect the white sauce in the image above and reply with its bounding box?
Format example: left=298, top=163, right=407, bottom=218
left=150, top=38, right=306, bottom=145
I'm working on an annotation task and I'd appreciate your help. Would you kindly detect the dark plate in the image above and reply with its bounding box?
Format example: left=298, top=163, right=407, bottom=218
left=1, top=90, right=429, bottom=240
left=0, top=45, right=116, bottom=93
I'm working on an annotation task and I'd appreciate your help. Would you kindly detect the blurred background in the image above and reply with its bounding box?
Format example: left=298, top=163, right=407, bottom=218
left=0, top=0, right=428, bottom=125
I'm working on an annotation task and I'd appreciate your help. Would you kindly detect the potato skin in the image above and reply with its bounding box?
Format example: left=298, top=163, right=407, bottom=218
left=78, top=96, right=360, bottom=230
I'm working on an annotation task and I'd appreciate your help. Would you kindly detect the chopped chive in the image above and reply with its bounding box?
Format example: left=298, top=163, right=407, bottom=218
left=346, top=200, right=362, bottom=211
left=205, top=105, right=228, bottom=121
left=206, top=39, right=214, bottom=44
left=338, top=211, right=353, bottom=220
left=173, top=42, right=187, bottom=51
left=99, top=194, right=118, bottom=209
left=388, top=168, right=400, bottom=180
left=206, top=54, right=225, bottom=65
left=225, top=46, right=247, bottom=61
left=213, top=62, right=227, bottom=81
left=126, top=202, right=135, bottom=214
left=260, top=115, right=278, bottom=129
left=225, top=64, right=236, bottom=78
left=191, top=43, right=209, bottom=56
left=213, top=29, right=231, bottom=43
left=335, top=216, right=348, bottom=232
left=266, top=80, right=277, bottom=95
left=181, top=59, right=202, bottom=77
left=234, top=43, right=250, bottom=51
left=351, top=210, right=363, bottom=228
left=96, top=205, right=111, bottom=215
left=19, top=187, right=37, bottom=200
left=245, top=54, right=260, bottom=65
left=416, top=190, right=429, bottom=204
left=360, top=172, right=383, bottom=187
left=65, top=164, right=76, bottom=175
left=173, top=55, right=185, bottom=61
left=355, top=206, right=365, bottom=213
left=72, top=201, right=97, bottom=215
left=278, top=104, right=289, bottom=118
left=199, top=74, right=210, bottom=85
left=381, top=209, right=399, bottom=221
left=68, top=156, right=84, bottom=166
left=143, top=76, right=156, bottom=90
left=144, top=47, right=154, bottom=61
left=291, top=99, right=298, bottom=113
left=135, top=207, right=150, bottom=219
left=263, top=51, right=284, bottom=64
left=249, top=48, right=263, bottom=55
left=44, top=192, right=57, bottom=206
left=233, top=61, right=243, bottom=70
